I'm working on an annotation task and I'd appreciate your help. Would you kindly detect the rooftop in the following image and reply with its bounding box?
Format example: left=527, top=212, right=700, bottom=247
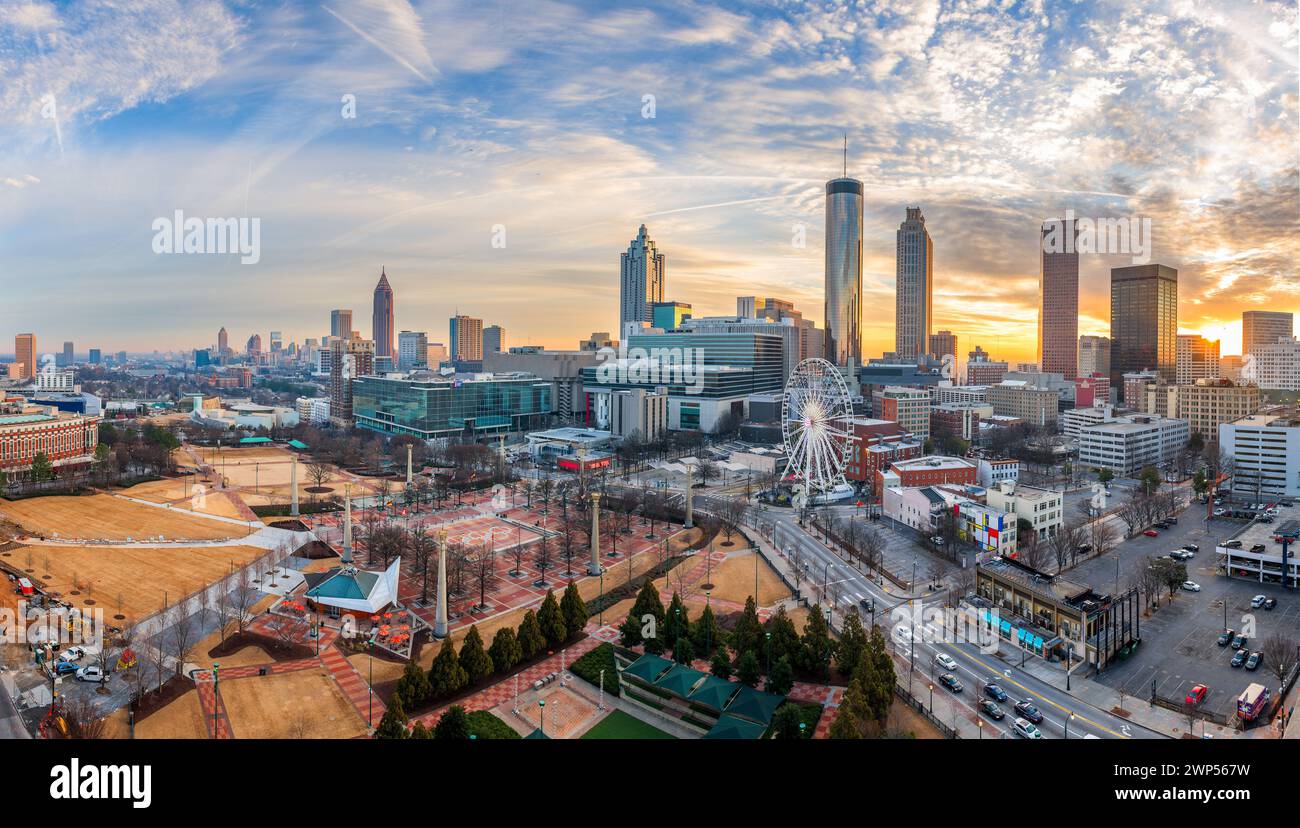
left=978, top=556, right=1093, bottom=606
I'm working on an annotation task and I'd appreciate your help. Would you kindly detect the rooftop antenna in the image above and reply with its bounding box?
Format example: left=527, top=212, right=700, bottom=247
left=842, top=133, right=847, bottom=177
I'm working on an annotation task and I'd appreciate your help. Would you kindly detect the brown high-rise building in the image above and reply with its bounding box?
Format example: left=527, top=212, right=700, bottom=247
left=329, top=337, right=375, bottom=427
left=1176, top=334, right=1219, bottom=386
left=895, top=207, right=933, bottom=360
left=1039, top=219, right=1079, bottom=378
left=15, top=334, right=36, bottom=379
left=372, top=269, right=395, bottom=359
left=1110, top=264, right=1178, bottom=400
left=217, top=327, right=229, bottom=353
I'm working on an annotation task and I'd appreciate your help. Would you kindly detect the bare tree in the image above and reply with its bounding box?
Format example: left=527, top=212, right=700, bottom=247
left=533, top=534, right=554, bottom=587
left=232, top=565, right=256, bottom=634
left=1261, top=633, right=1299, bottom=685
left=167, top=605, right=199, bottom=679
left=470, top=544, right=495, bottom=609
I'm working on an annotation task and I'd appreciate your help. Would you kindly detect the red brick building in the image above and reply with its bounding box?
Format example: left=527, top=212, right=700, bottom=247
left=847, top=418, right=922, bottom=498
left=0, top=406, right=100, bottom=476
left=875, top=455, right=977, bottom=494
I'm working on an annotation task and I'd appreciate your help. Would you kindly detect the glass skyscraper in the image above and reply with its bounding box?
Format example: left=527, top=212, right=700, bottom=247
left=824, top=177, right=863, bottom=366
left=352, top=374, right=551, bottom=438
left=1110, top=264, right=1178, bottom=399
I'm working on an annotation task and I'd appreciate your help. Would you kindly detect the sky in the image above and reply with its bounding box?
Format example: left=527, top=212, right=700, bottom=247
left=1, top=0, right=1298, bottom=363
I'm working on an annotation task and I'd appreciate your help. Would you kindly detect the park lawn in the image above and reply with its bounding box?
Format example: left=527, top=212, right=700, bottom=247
left=580, top=709, right=676, bottom=740
left=0, top=493, right=239, bottom=541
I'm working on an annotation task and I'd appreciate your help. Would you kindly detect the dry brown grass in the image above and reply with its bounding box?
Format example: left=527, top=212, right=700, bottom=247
left=134, top=689, right=209, bottom=739
left=0, top=494, right=239, bottom=542
left=220, top=669, right=367, bottom=738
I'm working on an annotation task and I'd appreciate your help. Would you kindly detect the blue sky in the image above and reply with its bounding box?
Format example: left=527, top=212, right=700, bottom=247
left=1, top=0, right=1297, bottom=360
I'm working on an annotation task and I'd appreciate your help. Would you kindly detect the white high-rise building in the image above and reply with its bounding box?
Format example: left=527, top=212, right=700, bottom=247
left=1078, top=335, right=1111, bottom=379
left=397, top=330, right=428, bottom=371
left=895, top=207, right=933, bottom=360
left=1220, top=410, right=1300, bottom=499
left=619, top=225, right=665, bottom=338
left=1244, top=337, right=1300, bottom=391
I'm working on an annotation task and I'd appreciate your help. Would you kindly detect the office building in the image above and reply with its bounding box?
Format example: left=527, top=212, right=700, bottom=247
left=877, top=455, right=977, bottom=493
left=352, top=374, right=551, bottom=439
left=1242, top=311, right=1294, bottom=359
left=1219, top=409, right=1300, bottom=499
left=1110, top=264, right=1178, bottom=397
left=825, top=174, right=864, bottom=366
left=1176, top=334, right=1219, bottom=386
left=928, top=329, right=957, bottom=369
left=1243, top=337, right=1300, bottom=391
left=895, top=207, right=933, bottom=360
left=598, top=386, right=669, bottom=442
left=651, top=301, right=692, bottom=331
left=397, top=331, right=429, bottom=371
left=59, top=341, right=74, bottom=367
left=217, top=327, right=229, bottom=353
left=1039, top=218, right=1079, bottom=378
left=14, top=334, right=35, bottom=380
left=1174, top=379, right=1261, bottom=439
left=483, top=348, right=600, bottom=421
left=1077, top=414, right=1190, bottom=476
left=1219, top=354, right=1244, bottom=382
left=987, top=381, right=1059, bottom=427
left=878, top=386, right=932, bottom=442
left=426, top=342, right=448, bottom=366
left=986, top=481, right=1063, bottom=542
left=966, top=347, right=1008, bottom=386
left=0, top=403, right=100, bottom=476
left=738, top=296, right=823, bottom=363
left=678, top=316, right=802, bottom=382
left=619, top=224, right=665, bottom=337
left=846, top=418, right=922, bottom=493
left=330, top=309, right=353, bottom=340
left=88, top=348, right=101, bottom=365
left=1078, top=335, right=1110, bottom=379
left=482, top=325, right=506, bottom=355
left=449, top=315, right=484, bottom=362
left=372, top=270, right=394, bottom=360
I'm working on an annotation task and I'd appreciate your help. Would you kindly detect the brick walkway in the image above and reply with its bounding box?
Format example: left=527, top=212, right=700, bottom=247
left=320, top=645, right=386, bottom=730
left=194, top=672, right=234, bottom=739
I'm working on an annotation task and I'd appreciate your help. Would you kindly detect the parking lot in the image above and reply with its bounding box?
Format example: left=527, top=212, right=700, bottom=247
left=1076, top=504, right=1300, bottom=723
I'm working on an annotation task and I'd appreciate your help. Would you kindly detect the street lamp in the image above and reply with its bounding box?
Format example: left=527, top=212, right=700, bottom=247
left=928, top=682, right=933, bottom=713
left=212, top=663, right=220, bottom=736
left=1065, top=712, right=1075, bottom=739
left=977, top=718, right=983, bottom=740
left=538, top=699, right=545, bottom=737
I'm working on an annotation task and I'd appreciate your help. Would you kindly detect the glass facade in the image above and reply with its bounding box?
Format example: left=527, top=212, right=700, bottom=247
left=825, top=178, right=863, bottom=366
left=624, top=331, right=784, bottom=393
left=1110, top=264, right=1178, bottom=398
left=352, top=375, right=551, bottom=438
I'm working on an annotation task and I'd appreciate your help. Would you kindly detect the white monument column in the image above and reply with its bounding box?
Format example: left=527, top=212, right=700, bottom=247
left=291, top=456, right=300, bottom=517
left=406, top=444, right=413, bottom=488
left=434, top=530, right=449, bottom=638
left=587, top=492, right=602, bottom=576
left=684, top=466, right=694, bottom=529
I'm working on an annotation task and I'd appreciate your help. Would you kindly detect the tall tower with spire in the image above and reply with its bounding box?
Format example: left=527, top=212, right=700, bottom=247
left=372, top=268, right=395, bottom=360
left=619, top=225, right=665, bottom=339
left=825, top=140, right=863, bottom=367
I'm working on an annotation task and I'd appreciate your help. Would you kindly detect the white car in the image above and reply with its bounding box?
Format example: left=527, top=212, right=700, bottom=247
left=1181, top=581, right=1201, bottom=592
left=1013, top=718, right=1043, bottom=739
left=75, top=666, right=108, bottom=683
left=1251, top=595, right=1267, bottom=608
left=893, top=625, right=914, bottom=645
left=930, top=536, right=945, bottom=546
left=934, top=653, right=958, bottom=671
left=57, top=646, right=86, bottom=663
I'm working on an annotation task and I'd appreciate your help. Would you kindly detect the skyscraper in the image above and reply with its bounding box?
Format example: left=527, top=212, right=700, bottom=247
left=246, top=334, right=262, bottom=355
left=15, top=334, right=35, bottom=379
left=1039, top=218, right=1080, bottom=379
left=1078, top=335, right=1111, bottom=378
left=397, top=330, right=428, bottom=371
left=895, top=207, right=933, bottom=360
left=330, top=309, right=353, bottom=341
left=619, top=225, right=665, bottom=337
left=1110, top=264, right=1178, bottom=399
left=825, top=173, right=863, bottom=367
left=217, top=327, right=228, bottom=353
left=329, top=336, right=375, bottom=428
left=450, top=315, right=484, bottom=362
left=1176, top=334, right=1219, bottom=385
left=927, top=330, right=957, bottom=362
left=483, top=325, right=505, bottom=355
left=60, top=341, right=74, bottom=367
left=372, top=269, right=394, bottom=360
left=1242, top=311, right=1294, bottom=359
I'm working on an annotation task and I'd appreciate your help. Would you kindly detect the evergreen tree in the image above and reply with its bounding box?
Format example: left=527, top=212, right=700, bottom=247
left=618, top=610, right=644, bottom=648
left=764, top=605, right=801, bottom=668
left=863, top=627, right=895, bottom=723
left=737, top=650, right=761, bottom=687
left=427, top=638, right=468, bottom=699
left=766, top=655, right=794, bottom=695
left=663, top=592, right=689, bottom=650
left=799, top=604, right=835, bottom=681
left=691, top=603, right=721, bottom=655
left=709, top=644, right=732, bottom=679
left=29, top=452, right=53, bottom=483
left=434, top=705, right=471, bottom=739
left=672, top=635, right=695, bottom=665
left=409, top=721, right=432, bottom=739
left=395, top=659, right=431, bottom=709
left=627, top=580, right=665, bottom=650
left=836, top=608, right=867, bottom=678
left=730, top=596, right=764, bottom=659
left=771, top=704, right=805, bottom=739
left=559, top=581, right=589, bottom=639
left=373, top=694, right=409, bottom=739
left=488, top=626, right=523, bottom=673
left=537, top=590, right=567, bottom=648
left=828, top=681, right=869, bottom=739
left=459, top=625, right=493, bottom=685
left=517, top=610, right=545, bottom=659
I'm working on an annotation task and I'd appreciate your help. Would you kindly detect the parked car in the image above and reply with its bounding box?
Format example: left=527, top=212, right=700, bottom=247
left=1231, top=649, right=1248, bottom=668
left=933, top=653, right=958, bottom=671
left=1167, top=517, right=1178, bottom=525
left=1217, top=629, right=1234, bottom=647
left=1259, top=516, right=1274, bottom=524
left=1182, top=581, right=1201, bottom=592
left=56, top=646, right=86, bottom=663
left=979, top=698, right=1005, bottom=720
left=858, top=597, right=875, bottom=613
left=1014, top=700, right=1043, bottom=723
left=1013, top=718, right=1043, bottom=739
left=75, top=666, right=108, bottom=683
left=1154, top=520, right=1171, bottom=529
left=1263, top=597, right=1278, bottom=610
left=1251, top=544, right=1267, bottom=553
left=1245, top=652, right=1262, bottom=671
left=53, top=661, right=79, bottom=675
left=1183, top=544, right=1200, bottom=553
left=1143, top=529, right=1159, bottom=537
left=984, top=683, right=1008, bottom=702
left=1076, top=544, right=1093, bottom=555
left=938, top=673, right=963, bottom=693
left=1251, top=595, right=1267, bottom=608
left=930, top=535, right=946, bottom=547
left=1185, top=684, right=1208, bottom=705
left=1213, top=508, right=1227, bottom=517
left=1224, top=540, right=1243, bottom=549
left=1169, top=550, right=1189, bottom=561
left=1231, top=634, right=1248, bottom=650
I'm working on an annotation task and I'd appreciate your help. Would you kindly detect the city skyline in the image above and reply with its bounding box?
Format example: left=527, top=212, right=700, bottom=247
left=2, top=1, right=1298, bottom=359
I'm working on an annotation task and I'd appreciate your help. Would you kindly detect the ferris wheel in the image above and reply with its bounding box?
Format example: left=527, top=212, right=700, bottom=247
left=781, top=357, right=854, bottom=497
